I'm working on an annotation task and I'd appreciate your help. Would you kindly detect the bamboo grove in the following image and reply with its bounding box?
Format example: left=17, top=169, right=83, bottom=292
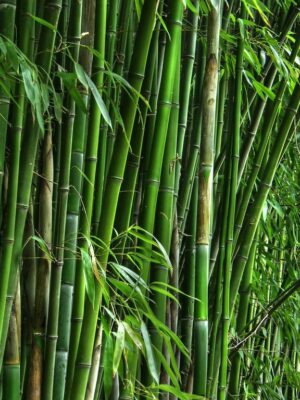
left=0, top=0, right=299, bottom=399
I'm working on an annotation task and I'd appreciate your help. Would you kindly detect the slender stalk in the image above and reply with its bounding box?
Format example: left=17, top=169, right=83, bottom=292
left=194, top=5, right=220, bottom=396
left=55, top=4, right=93, bottom=399
left=177, top=39, right=206, bottom=235
left=234, top=34, right=300, bottom=250
left=114, top=10, right=161, bottom=238
left=0, top=0, right=63, bottom=370
left=41, top=2, right=83, bottom=398
left=146, top=46, right=181, bottom=382
left=230, top=83, right=300, bottom=315
left=218, top=6, right=244, bottom=399
left=64, top=2, right=107, bottom=396
left=0, top=0, right=16, bottom=222
left=69, top=2, right=158, bottom=398
left=0, top=0, right=35, bottom=358
left=228, top=236, right=257, bottom=398
left=180, top=177, right=198, bottom=390
left=3, top=294, right=20, bottom=400
left=27, top=124, right=53, bottom=400
left=175, top=1, right=199, bottom=198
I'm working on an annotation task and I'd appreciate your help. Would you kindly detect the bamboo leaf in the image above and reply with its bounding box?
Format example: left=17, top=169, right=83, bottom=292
left=140, top=321, right=159, bottom=384
left=80, top=248, right=95, bottom=307
left=53, top=91, right=62, bottom=123
left=113, top=322, right=125, bottom=375
left=150, top=285, right=179, bottom=304
left=154, top=348, right=180, bottom=389
left=123, top=321, right=143, bottom=352
left=29, top=14, right=57, bottom=31
left=156, top=12, right=170, bottom=41
left=30, top=235, right=52, bottom=261
left=74, top=63, right=112, bottom=127
left=58, top=71, right=87, bottom=112
left=153, top=384, right=206, bottom=399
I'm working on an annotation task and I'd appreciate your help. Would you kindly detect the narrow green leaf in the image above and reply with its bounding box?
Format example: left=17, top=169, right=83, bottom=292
left=75, top=63, right=112, bottom=127
left=29, top=14, right=57, bottom=31
left=141, top=321, right=159, bottom=384
left=113, top=322, right=125, bottom=375
left=80, top=248, right=95, bottom=307
left=31, top=235, right=52, bottom=260
left=123, top=321, right=143, bottom=352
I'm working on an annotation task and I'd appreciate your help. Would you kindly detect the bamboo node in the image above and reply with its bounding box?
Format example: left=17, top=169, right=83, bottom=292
left=110, top=175, right=123, bottom=182
left=77, top=362, right=92, bottom=369
left=47, top=335, right=58, bottom=341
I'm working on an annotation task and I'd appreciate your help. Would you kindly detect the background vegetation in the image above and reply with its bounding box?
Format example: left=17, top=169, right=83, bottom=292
left=0, top=0, right=299, bottom=399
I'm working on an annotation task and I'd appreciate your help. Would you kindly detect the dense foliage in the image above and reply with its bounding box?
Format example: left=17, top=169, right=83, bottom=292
left=0, top=0, right=299, bottom=399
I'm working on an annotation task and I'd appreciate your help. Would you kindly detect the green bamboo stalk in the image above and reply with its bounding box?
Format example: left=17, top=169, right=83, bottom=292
left=145, top=47, right=181, bottom=383
left=85, top=325, right=103, bottom=400
left=218, top=6, right=244, bottom=398
left=139, top=0, right=183, bottom=244
left=228, top=236, right=258, bottom=399
left=64, top=2, right=107, bottom=396
left=42, top=0, right=82, bottom=394
left=26, top=124, right=53, bottom=400
left=0, top=0, right=62, bottom=373
left=230, top=82, right=300, bottom=316
left=92, top=0, right=118, bottom=218
left=106, top=0, right=134, bottom=170
left=2, top=296, right=20, bottom=400
left=69, top=2, right=158, bottom=398
left=194, top=4, right=220, bottom=396
left=142, top=28, right=166, bottom=179
left=51, top=0, right=71, bottom=234
left=240, top=4, right=299, bottom=124
left=54, top=92, right=88, bottom=400
left=0, top=0, right=16, bottom=222
left=177, top=39, right=206, bottom=235
left=114, top=6, right=161, bottom=238
left=207, top=140, right=232, bottom=400
left=0, top=0, right=35, bottom=359
left=20, top=202, right=36, bottom=396
left=237, top=66, right=277, bottom=185
left=180, top=177, right=198, bottom=390
left=234, top=34, right=300, bottom=250
left=54, top=5, right=92, bottom=397
left=175, top=1, right=199, bottom=198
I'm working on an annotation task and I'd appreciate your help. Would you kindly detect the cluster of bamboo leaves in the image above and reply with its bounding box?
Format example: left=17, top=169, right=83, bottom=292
left=0, top=0, right=299, bottom=399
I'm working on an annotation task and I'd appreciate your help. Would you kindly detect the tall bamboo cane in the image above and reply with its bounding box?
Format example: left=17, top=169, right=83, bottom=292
left=234, top=33, right=300, bottom=249
left=218, top=5, right=244, bottom=398
left=0, top=0, right=35, bottom=360
left=194, top=4, right=220, bottom=396
left=230, top=83, right=300, bottom=315
left=26, top=124, right=53, bottom=400
left=69, top=2, right=158, bottom=398
left=0, top=0, right=16, bottom=222
left=42, top=2, right=83, bottom=397
left=65, top=2, right=107, bottom=396
left=54, top=4, right=93, bottom=399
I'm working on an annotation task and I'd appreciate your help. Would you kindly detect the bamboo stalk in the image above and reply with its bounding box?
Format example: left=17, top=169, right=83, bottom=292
left=194, top=4, right=220, bottom=396
left=26, top=123, right=53, bottom=400
left=0, top=0, right=63, bottom=371
left=218, top=6, right=244, bottom=398
left=230, top=82, right=300, bottom=316
left=0, top=0, right=16, bottom=222
left=180, top=177, right=198, bottom=390
left=69, top=2, right=158, bottom=398
left=65, top=2, right=107, bottom=396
